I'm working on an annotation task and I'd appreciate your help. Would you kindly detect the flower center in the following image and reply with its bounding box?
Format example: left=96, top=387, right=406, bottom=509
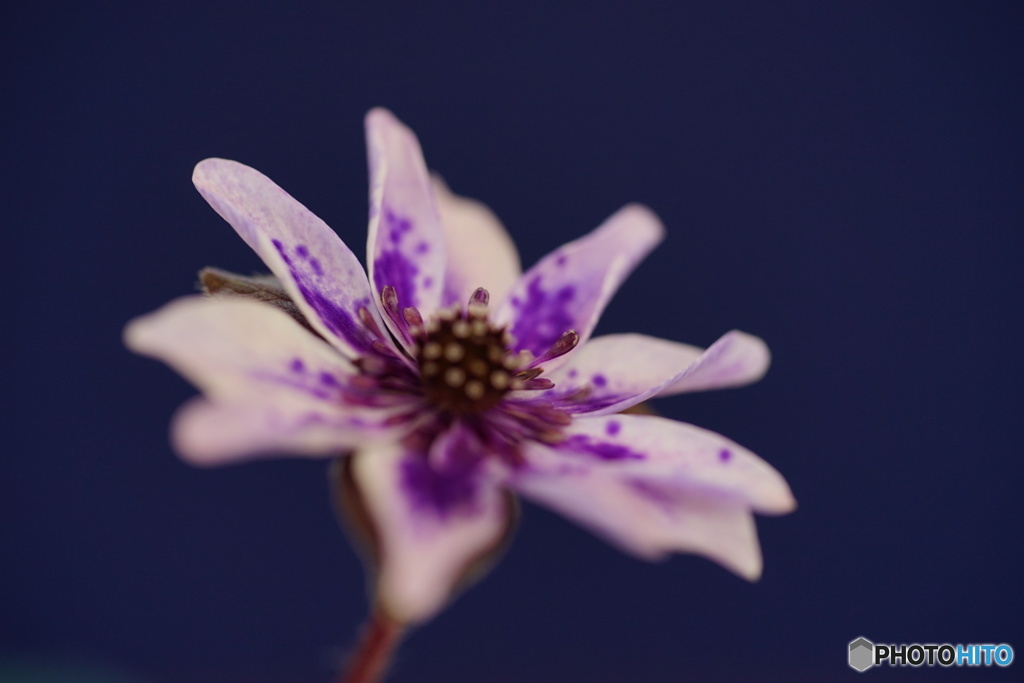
left=414, top=303, right=516, bottom=414
left=368, top=285, right=580, bottom=421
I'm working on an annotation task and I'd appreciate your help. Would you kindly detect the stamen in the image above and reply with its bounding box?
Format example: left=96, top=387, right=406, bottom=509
left=357, top=306, right=385, bottom=339
left=353, top=355, right=389, bottom=375
left=531, top=329, right=579, bottom=366
left=403, top=306, right=424, bottom=329
left=452, top=319, right=470, bottom=338
left=469, top=287, right=490, bottom=306
left=423, top=342, right=442, bottom=359
left=522, top=378, right=555, bottom=390
left=381, top=285, right=400, bottom=318
left=379, top=285, right=413, bottom=346
left=516, top=367, right=544, bottom=381
left=370, top=339, right=397, bottom=357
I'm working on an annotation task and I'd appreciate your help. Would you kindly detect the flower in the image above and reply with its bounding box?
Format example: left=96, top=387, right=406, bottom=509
left=125, top=108, right=795, bottom=625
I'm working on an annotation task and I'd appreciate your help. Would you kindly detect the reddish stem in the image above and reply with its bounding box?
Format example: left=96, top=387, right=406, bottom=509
left=338, top=612, right=405, bottom=683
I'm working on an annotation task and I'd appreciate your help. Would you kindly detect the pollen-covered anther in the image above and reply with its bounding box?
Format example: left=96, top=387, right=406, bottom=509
left=416, top=299, right=531, bottom=414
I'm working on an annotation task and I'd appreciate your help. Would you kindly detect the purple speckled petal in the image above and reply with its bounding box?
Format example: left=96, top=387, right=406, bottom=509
left=493, top=204, right=664, bottom=366
left=350, top=429, right=514, bottom=624
left=365, top=109, right=446, bottom=334
left=512, top=453, right=764, bottom=579
left=538, top=330, right=769, bottom=415
left=193, top=158, right=388, bottom=358
left=125, top=297, right=396, bottom=464
left=432, top=176, right=521, bottom=306
left=536, top=414, right=795, bottom=515
left=513, top=414, right=792, bottom=578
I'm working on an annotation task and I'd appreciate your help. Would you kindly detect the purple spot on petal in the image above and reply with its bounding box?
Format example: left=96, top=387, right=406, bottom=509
left=272, top=239, right=292, bottom=265
left=556, top=255, right=567, bottom=266
left=309, top=258, right=323, bottom=276
left=385, top=209, right=413, bottom=244
left=567, top=369, right=578, bottom=379
left=719, top=448, right=732, bottom=462
left=319, top=372, right=339, bottom=386
left=605, top=420, right=621, bottom=436
left=509, top=275, right=577, bottom=355
left=374, top=250, right=419, bottom=308
left=561, top=434, right=643, bottom=461
left=592, top=374, right=607, bottom=387
left=289, top=358, right=305, bottom=372
left=401, top=454, right=479, bottom=518
left=295, top=244, right=310, bottom=259
left=415, top=241, right=430, bottom=254
left=295, top=280, right=373, bottom=351
left=423, top=276, right=433, bottom=289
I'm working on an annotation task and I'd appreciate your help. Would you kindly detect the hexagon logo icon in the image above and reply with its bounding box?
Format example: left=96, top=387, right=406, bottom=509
left=849, top=637, right=874, bottom=672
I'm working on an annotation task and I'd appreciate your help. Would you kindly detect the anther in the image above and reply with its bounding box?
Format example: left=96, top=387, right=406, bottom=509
left=403, top=306, right=424, bottom=329
left=490, top=370, right=510, bottom=389
left=465, top=379, right=485, bottom=400
left=443, top=342, right=465, bottom=362
left=422, top=361, right=440, bottom=377
left=357, top=306, right=385, bottom=339
left=452, top=319, right=470, bottom=338
left=423, top=342, right=442, bottom=359
left=517, top=367, right=544, bottom=381
left=444, top=367, right=466, bottom=387
left=533, top=330, right=579, bottom=366
left=469, top=287, right=490, bottom=306
left=523, top=378, right=555, bottom=390
left=381, top=285, right=399, bottom=315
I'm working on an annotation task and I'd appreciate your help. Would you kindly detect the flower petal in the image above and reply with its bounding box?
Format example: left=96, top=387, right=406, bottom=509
left=513, top=460, right=764, bottom=579
left=546, top=414, right=795, bottom=514
left=125, top=297, right=394, bottom=464
left=493, top=205, right=664, bottom=364
left=538, top=330, right=770, bottom=415
left=192, top=158, right=387, bottom=358
left=432, top=175, right=522, bottom=307
left=350, top=432, right=515, bottom=624
left=511, top=414, right=794, bottom=578
left=365, top=109, right=446, bottom=330
left=172, top=398, right=388, bottom=466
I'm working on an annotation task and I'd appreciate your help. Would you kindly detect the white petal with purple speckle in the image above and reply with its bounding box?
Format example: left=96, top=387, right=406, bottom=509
left=493, top=204, right=664, bottom=368
left=193, top=159, right=388, bottom=358
left=365, top=109, right=447, bottom=328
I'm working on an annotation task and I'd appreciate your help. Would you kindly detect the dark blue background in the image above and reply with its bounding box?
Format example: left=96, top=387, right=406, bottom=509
left=4, top=1, right=1022, bottom=681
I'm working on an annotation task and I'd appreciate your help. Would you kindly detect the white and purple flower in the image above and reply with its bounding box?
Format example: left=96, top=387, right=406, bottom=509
left=125, top=109, right=794, bottom=625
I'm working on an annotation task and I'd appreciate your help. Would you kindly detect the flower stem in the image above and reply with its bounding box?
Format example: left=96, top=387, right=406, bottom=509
left=338, top=611, right=405, bottom=683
